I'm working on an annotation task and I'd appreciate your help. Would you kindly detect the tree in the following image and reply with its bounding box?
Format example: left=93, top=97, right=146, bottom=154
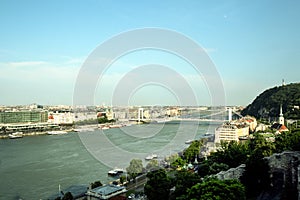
left=126, top=158, right=143, bottom=179
left=165, top=153, right=180, bottom=165
left=171, top=170, right=201, bottom=199
left=198, top=160, right=229, bottom=178
left=183, top=140, right=202, bottom=162
left=275, top=130, right=300, bottom=152
left=120, top=175, right=126, bottom=184
left=146, top=159, right=159, bottom=171
left=171, top=157, right=186, bottom=169
left=210, top=140, right=250, bottom=168
left=187, top=178, right=246, bottom=200
left=62, top=192, right=73, bottom=200
left=90, top=180, right=103, bottom=189
left=241, top=134, right=272, bottom=198
left=144, top=168, right=171, bottom=200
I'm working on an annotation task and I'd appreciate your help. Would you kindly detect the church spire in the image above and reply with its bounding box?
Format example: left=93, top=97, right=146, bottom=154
left=279, top=104, right=284, bottom=125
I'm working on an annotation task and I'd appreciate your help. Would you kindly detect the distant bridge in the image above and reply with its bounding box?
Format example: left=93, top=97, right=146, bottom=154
left=126, top=107, right=242, bottom=124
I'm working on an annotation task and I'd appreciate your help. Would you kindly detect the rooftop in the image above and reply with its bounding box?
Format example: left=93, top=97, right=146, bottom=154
left=87, top=184, right=127, bottom=199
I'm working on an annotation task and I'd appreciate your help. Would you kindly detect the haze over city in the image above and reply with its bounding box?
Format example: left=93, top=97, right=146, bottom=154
left=1, top=1, right=299, bottom=106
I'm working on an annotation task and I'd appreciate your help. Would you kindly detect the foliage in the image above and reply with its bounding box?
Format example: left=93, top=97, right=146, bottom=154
left=126, top=159, right=144, bottom=179
left=171, top=157, right=186, bottom=169
left=98, top=116, right=116, bottom=124
left=62, top=192, right=73, bottom=200
left=90, top=180, right=102, bottom=189
left=275, top=131, right=300, bottom=152
left=241, top=134, right=273, bottom=198
left=146, top=159, right=159, bottom=171
left=120, top=175, right=126, bottom=184
left=198, top=160, right=229, bottom=178
left=210, top=140, right=250, bottom=168
left=171, top=170, right=201, bottom=199
left=75, top=118, right=98, bottom=125
left=241, top=83, right=300, bottom=119
left=183, top=140, right=202, bottom=162
left=187, top=178, right=246, bottom=200
left=144, top=169, right=171, bottom=200
left=166, top=153, right=180, bottom=164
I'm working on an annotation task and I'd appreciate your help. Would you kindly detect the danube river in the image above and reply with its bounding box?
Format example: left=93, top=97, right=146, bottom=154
left=0, top=121, right=220, bottom=199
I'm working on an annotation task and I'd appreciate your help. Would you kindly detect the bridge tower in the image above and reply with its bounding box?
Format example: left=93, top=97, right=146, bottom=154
left=228, top=107, right=233, bottom=121
left=138, top=108, right=144, bottom=122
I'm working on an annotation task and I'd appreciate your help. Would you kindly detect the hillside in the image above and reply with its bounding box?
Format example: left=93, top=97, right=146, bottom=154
left=241, top=83, right=300, bottom=119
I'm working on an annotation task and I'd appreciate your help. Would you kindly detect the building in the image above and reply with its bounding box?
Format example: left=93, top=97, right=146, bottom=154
left=214, top=123, right=249, bottom=144
left=86, top=184, right=127, bottom=200
left=238, top=116, right=257, bottom=132
left=0, top=110, right=48, bottom=124
left=48, top=111, right=74, bottom=125
left=271, top=105, right=289, bottom=133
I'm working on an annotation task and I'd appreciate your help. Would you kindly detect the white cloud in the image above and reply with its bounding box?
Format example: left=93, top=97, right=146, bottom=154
left=8, top=61, right=48, bottom=67
left=0, top=58, right=82, bottom=105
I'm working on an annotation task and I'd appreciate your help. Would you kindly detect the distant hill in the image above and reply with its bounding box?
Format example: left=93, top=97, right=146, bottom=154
left=241, top=83, right=300, bottom=120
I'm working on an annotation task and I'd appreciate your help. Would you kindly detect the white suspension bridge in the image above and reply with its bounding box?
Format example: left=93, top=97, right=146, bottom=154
left=129, top=107, right=243, bottom=123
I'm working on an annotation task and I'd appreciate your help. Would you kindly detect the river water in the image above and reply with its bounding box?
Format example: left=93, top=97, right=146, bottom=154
left=0, top=121, right=219, bottom=200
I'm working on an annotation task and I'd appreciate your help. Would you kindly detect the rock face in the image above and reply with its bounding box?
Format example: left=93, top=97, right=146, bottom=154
left=241, top=83, right=300, bottom=120
left=215, top=164, right=245, bottom=181
left=261, top=151, right=300, bottom=200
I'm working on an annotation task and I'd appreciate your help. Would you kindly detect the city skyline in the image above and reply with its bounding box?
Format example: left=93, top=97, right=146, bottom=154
left=1, top=1, right=299, bottom=106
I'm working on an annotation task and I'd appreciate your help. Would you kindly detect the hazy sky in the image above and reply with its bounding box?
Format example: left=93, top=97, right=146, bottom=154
left=0, top=0, right=299, bottom=106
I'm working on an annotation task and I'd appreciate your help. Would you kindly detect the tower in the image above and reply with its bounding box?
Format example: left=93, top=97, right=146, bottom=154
left=138, top=108, right=144, bottom=122
left=279, top=104, right=284, bottom=125
left=228, top=107, right=232, bottom=121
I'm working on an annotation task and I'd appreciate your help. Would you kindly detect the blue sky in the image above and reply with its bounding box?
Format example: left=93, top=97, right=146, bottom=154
left=0, top=0, right=299, bottom=106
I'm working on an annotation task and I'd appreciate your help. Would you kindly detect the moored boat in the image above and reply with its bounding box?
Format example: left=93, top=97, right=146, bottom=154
left=108, top=168, right=124, bottom=176
left=73, top=128, right=95, bottom=132
left=185, top=139, right=194, bottom=144
left=8, top=132, right=23, bottom=139
left=47, top=130, right=68, bottom=135
left=145, top=154, right=158, bottom=160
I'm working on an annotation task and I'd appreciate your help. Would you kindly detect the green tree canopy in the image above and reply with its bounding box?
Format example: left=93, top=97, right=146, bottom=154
left=62, top=192, right=73, bottom=200
left=90, top=180, right=103, bottom=189
left=146, top=159, right=159, bottom=172
left=183, top=140, right=202, bottom=162
left=126, top=158, right=143, bottom=179
left=187, top=178, right=246, bottom=200
left=172, top=170, right=201, bottom=199
left=144, top=168, right=171, bottom=200
left=241, top=83, right=300, bottom=119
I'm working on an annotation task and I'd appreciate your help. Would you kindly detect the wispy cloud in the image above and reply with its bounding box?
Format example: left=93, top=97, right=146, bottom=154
left=8, top=61, right=48, bottom=67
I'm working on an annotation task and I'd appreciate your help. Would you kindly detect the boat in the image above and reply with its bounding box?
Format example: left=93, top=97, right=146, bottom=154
left=114, top=168, right=124, bottom=173
left=73, top=128, right=95, bottom=132
left=47, top=130, right=68, bottom=135
left=185, top=139, right=194, bottom=144
left=108, top=170, right=118, bottom=176
left=8, top=132, right=23, bottom=139
left=145, top=154, right=158, bottom=160
left=108, top=168, right=124, bottom=176
left=100, top=126, right=110, bottom=130
left=109, top=124, right=123, bottom=128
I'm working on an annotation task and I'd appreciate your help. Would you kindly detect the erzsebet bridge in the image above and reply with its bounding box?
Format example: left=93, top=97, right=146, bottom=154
left=128, top=107, right=243, bottom=123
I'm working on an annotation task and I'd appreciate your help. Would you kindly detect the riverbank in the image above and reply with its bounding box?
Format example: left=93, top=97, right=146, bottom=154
left=0, top=128, right=74, bottom=139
